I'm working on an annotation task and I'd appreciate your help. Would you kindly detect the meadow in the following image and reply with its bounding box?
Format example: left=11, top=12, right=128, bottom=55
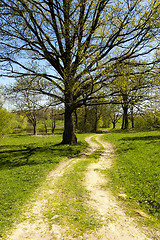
left=0, top=129, right=159, bottom=237
left=0, top=133, right=88, bottom=237
left=102, top=130, right=160, bottom=220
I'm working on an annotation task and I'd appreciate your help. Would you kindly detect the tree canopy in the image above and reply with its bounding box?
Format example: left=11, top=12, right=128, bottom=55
left=0, top=0, right=159, bottom=143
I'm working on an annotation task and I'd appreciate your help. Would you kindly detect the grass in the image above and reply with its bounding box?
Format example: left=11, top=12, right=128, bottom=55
left=102, top=129, right=160, bottom=221
left=1, top=129, right=159, bottom=237
left=0, top=133, right=88, bottom=237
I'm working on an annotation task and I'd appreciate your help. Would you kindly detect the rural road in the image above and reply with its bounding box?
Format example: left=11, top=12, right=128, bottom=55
left=5, top=134, right=159, bottom=240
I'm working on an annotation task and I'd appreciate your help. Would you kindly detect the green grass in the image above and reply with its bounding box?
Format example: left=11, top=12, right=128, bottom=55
left=2, top=130, right=159, bottom=237
left=0, top=134, right=88, bottom=237
left=102, top=130, right=160, bottom=221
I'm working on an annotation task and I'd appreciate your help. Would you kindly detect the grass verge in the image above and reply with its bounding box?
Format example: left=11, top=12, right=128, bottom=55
left=102, top=130, right=160, bottom=224
left=0, top=134, right=88, bottom=237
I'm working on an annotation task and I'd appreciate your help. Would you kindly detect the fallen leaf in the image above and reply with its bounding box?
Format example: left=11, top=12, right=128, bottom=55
left=134, top=209, right=149, bottom=218
left=117, top=193, right=127, bottom=199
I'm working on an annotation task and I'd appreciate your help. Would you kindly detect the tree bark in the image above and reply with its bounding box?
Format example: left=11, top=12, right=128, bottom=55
left=51, top=108, right=56, bottom=134
left=74, top=109, right=78, bottom=132
left=51, top=117, right=56, bottom=134
left=122, top=105, right=129, bottom=129
left=33, top=122, right=37, bottom=135
left=62, top=106, right=77, bottom=144
left=84, top=105, right=87, bottom=132
left=111, top=113, right=116, bottom=129
left=130, top=106, right=135, bottom=129
left=44, top=122, right=47, bottom=134
left=93, top=106, right=98, bottom=132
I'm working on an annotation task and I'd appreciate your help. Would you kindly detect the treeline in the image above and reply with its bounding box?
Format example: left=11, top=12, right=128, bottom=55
left=0, top=106, right=63, bottom=136
left=75, top=104, right=160, bottom=132
left=0, top=102, right=159, bottom=137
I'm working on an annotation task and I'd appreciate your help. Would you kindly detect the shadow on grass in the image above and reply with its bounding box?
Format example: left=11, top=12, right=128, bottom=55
left=0, top=142, right=85, bottom=169
left=121, top=135, right=160, bottom=141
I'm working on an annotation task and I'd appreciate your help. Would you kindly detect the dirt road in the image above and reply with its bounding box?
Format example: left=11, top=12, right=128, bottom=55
left=5, top=135, right=159, bottom=240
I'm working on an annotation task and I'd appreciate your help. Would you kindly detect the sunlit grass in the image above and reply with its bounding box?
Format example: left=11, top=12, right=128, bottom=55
left=102, top=130, right=160, bottom=221
left=0, top=134, right=88, bottom=237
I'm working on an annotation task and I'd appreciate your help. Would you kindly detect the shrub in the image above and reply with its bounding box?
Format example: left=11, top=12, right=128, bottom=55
left=0, top=109, right=16, bottom=137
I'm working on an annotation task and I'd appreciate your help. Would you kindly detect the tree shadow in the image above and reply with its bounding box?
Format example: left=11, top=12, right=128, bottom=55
left=0, top=141, right=84, bottom=169
left=121, top=135, right=160, bottom=142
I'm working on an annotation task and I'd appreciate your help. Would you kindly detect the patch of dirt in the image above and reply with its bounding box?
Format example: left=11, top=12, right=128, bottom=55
left=4, top=134, right=160, bottom=240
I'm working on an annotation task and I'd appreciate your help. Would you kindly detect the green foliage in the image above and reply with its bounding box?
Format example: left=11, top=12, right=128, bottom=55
left=13, top=113, right=28, bottom=133
left=0, top=109, right=16, bottom=137
left=0, top=134, right=88, bottom=237
left=135, top=111, right=160, bottom=129
left=76, top=105, right=110, bottom=133
left=103, top=130, right=160, bottom=220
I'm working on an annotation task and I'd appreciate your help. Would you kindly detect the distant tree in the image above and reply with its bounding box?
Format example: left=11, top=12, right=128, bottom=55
left=5, top=77, right=46, bottom=135
left=0, top=0, right=159, bottom=143
left=37, top=108, right=49, bottom=134
left=99, top=105, right=111, bottom=128
left=13, top=111, right=28, bottom=133
left=50, top=108, right=57, bottom=134
left=107, top=62, right=157, bottom=129
left=0, top=85, right=4, bottom=108
left=90, top=104, right=104, bottom=132
left=76, top=103, right=108, bottom=132
left=75, top=106, right=89, bottom=132
left=138, top=93, right=160, bottom=128
left=108, top=104, right=121, bottom=129
left=85, top=105, right=102, bottom=132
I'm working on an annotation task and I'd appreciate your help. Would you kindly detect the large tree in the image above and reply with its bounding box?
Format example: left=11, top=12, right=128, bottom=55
left=0, top=0, right=159, bottom=143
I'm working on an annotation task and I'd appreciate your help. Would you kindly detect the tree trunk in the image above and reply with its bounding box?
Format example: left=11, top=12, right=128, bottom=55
left=84, top=105, right=87, bottom=132
left=51, top=117, right=56, bottom=134
left=33, top=122, right=37, bottom=135
left=130, top=106, right=134, bottom=129
left=44, top=122, right=47, bottom=134
left=112, top=113, right=116, bottom=129
left=62, top=106, right=77, bottom=144
left=122, top=105, right=129, bottom=129
left=51, top=108, right=56, bottom=134
left=93, top=106, right=98, bottom=132
left=121, top=116, right=124, bottom=129
left=112, top=121, right=116, bottom=129
left=74, top=109, right=78, bottom=132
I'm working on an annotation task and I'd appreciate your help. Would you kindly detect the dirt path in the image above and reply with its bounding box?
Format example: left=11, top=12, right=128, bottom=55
left=5, top=134, right=159, bottom=240
left=84, top=135, right=158, bottom=240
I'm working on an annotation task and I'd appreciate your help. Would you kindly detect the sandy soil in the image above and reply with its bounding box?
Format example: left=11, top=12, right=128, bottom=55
left=5, top=134, right=159, bottom=240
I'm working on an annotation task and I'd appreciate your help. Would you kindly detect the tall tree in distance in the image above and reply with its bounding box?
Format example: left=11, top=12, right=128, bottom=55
left=0, top=0, right=159, bottom=143
left=108, top=62, right=158, bottom=129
